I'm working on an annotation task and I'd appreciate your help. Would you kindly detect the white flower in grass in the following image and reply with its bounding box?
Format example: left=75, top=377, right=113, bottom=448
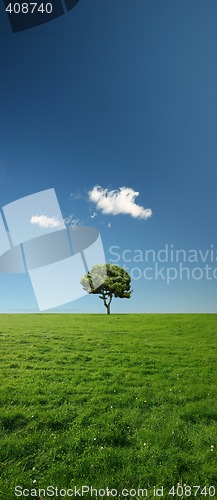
left=33, top=480, right=37, bottom=484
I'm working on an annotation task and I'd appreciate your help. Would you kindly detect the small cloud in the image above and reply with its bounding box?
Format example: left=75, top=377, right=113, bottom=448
left=30, top=215, right=64, bottom=229
left=69, top=190, right=84, bottom=201
left=90, top=212, right=97, bottom=219
left=89, top=186, right=152, bottom=220
left=108, top=222, right=111, bottom=228
left=64, top=214, right=80, bottom=227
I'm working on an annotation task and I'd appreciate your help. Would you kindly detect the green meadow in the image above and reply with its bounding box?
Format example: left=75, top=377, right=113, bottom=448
left=0, top=314, right=216, bottom=499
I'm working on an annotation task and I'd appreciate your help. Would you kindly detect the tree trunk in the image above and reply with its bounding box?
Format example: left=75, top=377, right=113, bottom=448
left=103, top=294, right=112, bottom=314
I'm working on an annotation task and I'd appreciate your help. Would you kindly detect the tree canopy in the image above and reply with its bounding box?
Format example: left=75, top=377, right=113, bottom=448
left=80, top=263, right=132, bottom=314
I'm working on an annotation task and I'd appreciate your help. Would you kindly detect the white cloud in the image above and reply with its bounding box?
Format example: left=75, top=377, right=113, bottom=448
left=69, top=190, right=84, bottom=201
left=30, top=215, right=64, bottom=229
left=90, top=212, right=97, bottom=219
left=108, top=222, right=111, bottom=228
left=64, top=214, right=80, bottom=226
left=89, top=186, right=152, bottom=220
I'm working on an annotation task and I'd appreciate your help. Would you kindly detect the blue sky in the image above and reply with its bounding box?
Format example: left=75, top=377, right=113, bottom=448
left=0, top=0, right=217, bottom=312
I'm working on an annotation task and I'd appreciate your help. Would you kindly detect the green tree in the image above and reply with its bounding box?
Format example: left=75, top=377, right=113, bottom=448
left=80, top=263, right=132, bottom=315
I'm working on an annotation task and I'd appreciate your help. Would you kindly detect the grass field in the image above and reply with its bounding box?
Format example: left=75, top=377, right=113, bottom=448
left=0, top=314, right=216, bottom=499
